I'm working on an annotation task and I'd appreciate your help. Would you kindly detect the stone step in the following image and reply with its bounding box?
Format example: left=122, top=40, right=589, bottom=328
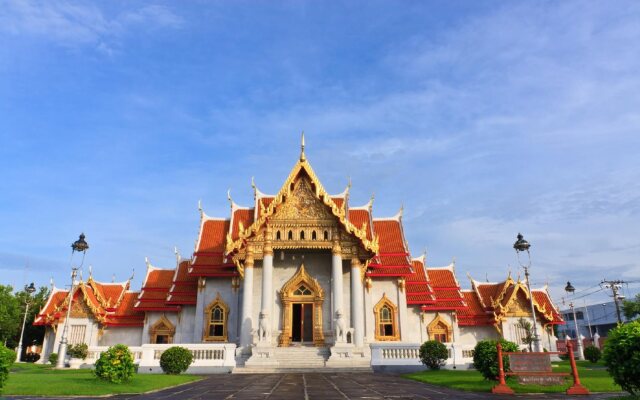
left=232, top=366, right=373, bottom=374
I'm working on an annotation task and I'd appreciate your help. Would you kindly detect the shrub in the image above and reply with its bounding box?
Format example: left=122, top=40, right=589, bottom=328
left=603, top=321, right=640, bottom=395
left=419, top=340, right=449, bottom=370
left=94, top=344, right=136, bottom=383
left=473, top=339, right=519, bottom=380
left=48, top=353, right=58, bottom=365
left=68, top=343, right=88, bottom=359
left=0, top=345, right=17, bottom=392
left=160, top=346, right=193, bottom=375
left=583, top=345, right=601, bottom=363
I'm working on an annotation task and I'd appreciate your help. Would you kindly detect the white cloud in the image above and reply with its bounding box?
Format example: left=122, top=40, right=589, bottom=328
left=0, top=1, right=183, bottom=50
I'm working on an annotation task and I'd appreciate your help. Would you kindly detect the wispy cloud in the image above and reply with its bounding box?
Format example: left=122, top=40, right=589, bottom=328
left=0, top=1, right=183, bottom=52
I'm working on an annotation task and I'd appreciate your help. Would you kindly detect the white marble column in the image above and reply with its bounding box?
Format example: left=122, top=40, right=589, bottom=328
left=259, top=237, right=273, bottom=345
left=397, top=278, right=408, bottom=340
left=194, top=277, right=206, bottom=342
left=239, top=248, right=255, bottom=350
left=332, top=240, right=344, bottom=319
left=351, top=257, right=365, bottom=347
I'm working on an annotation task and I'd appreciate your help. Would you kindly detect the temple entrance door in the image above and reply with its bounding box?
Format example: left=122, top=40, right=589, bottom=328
left=291, top=303, right=313, bottom=343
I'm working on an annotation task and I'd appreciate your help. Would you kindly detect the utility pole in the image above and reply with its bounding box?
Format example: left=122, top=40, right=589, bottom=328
left=600, top=279, right=625, bottom=324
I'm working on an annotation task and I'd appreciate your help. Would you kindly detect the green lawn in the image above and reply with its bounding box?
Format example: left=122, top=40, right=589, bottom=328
left=2, top=363, right=202, bottom=396
left=404, top=360, right=624, bottom=394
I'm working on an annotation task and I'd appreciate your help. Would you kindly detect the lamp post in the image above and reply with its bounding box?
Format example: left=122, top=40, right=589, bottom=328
left=55, top=233, right=89, bottom=369
left=513, top=233, right=541, bottom=352
left=17, top=282, right=36, bottom=362
left=564, top=281, right=584, bottom=360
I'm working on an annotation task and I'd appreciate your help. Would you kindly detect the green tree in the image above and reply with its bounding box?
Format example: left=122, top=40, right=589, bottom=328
left=622, top=293, right=640, bottom=320
left=516, top=317, right=535, bottom=352
left=12, top=286, right=49, bottom=358
left=603, top=321, right=640, bottom=395
left=0, top=285, right=20, bottom=347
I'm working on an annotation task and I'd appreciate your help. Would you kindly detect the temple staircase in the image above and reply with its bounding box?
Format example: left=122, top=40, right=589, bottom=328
left=233, top=346, right=372, bottom=373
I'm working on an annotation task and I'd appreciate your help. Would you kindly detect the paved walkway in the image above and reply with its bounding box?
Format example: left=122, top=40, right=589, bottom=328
left=6, top=373, right=623, bottom=400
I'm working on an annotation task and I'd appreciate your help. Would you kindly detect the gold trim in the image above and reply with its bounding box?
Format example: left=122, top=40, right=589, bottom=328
left=374, top=294, right=400, bottom=341
left=149, top=315, right=175, bottom=344
left=203, top=293, right=229, bottom=342
left=278, top=263, right=325, bottom=347
left=427, top=313, right=452, bottom=343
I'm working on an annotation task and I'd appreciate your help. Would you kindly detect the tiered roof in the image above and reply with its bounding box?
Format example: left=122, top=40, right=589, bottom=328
left=34, top=277, right=143, bottom=327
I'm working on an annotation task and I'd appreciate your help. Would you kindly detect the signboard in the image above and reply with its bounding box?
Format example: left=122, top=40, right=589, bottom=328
left=508, top=353, right=564, bottom=385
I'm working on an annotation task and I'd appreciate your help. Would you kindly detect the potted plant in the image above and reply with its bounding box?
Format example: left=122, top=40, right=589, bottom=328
left=67, top=343, right=88, bottom=369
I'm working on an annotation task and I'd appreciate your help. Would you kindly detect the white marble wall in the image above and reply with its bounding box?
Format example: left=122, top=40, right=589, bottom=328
left=100, top=327, right=143, bottom=346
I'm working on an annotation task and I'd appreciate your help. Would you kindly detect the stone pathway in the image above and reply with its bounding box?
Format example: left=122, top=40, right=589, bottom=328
left=6, top=373, right=624, bottom=400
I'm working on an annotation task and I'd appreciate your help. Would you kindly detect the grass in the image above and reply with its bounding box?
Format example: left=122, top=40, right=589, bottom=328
left=2, top=363, right=202, bottom=396
left=404, top=360, right=624, bottom=394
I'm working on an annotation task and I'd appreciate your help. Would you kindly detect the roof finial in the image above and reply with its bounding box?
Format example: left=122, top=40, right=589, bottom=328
left=368, top=192, right=375, bottom=211
left=174, top=246, right=181, bottom=264
left=145, top=257, right=151, bottom=269
left=88, top=264, right=93, bottom=280
left=129, top=268, right=135, bottom=282
left=111, top=273, right=115, bottom=283
left=300, top=131, right=306, bottom=161
left=227, top=189, right=233, bottom=209
left=50, top=276, right=54, bottom=291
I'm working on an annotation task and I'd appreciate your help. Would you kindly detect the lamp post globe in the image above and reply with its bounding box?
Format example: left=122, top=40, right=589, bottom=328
left=564, top=281, right=584, bottom=360
left=513, top=233, right=541, bottom=351
left=56, top=233, right=89, bottom=369
left=17, top=282, right=37, bottom=362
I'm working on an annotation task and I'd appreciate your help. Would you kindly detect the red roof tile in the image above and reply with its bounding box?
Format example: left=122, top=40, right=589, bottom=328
left=368, top=220, right=413, bottom=277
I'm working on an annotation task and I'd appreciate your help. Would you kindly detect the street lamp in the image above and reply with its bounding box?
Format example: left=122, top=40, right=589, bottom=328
left=513, top=233, right=541, bottom=352
left=564, top=281, right=584, bottom=360
left=55, top=233, right=89, bottom=369
left=17, top=282, right=36, bottom=362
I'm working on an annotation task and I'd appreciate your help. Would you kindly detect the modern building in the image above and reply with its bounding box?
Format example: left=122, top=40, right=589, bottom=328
left=34, top=139, right=564, bottom=372
left=557, top=300, right=635, bottom=339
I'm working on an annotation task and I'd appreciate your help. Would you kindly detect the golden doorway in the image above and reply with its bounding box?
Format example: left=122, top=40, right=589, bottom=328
left=278, top=264, right=325, bottom=347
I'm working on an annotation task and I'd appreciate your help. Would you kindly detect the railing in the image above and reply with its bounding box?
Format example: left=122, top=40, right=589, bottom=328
left=83, top=343, right=236, bottom=373
left=370, top=342, right=475, bottom=368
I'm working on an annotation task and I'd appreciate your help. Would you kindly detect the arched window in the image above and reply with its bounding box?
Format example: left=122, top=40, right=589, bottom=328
left=293, top=284, right=312, bottom=296
left=374, top=295, right=399, bottom=341
left=204, top=293, right=229, bottom=342
left=323, top=230, right=329, bottom=240
left=150, top=316, right=175, bottom=344
left=276, top=230, right=281, bottom=240
left=300, top=230, right=305, bottom=240
left=312, top=231, right=317, bottom=240
left=427, top=314, right=452, bottom=343
left=288, top=230, right=293, bottom=240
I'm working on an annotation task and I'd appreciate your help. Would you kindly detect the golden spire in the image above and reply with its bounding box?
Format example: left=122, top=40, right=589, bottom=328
left=300, top=131, right=306, bottom=161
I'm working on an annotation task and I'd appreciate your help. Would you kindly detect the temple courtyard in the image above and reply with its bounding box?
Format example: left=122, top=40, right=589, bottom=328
left=5, top=372, right=623, bottom=400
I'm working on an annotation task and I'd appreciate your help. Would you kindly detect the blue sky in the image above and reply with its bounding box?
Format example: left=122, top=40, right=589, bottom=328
left=1, top=1, right=639, bottom=306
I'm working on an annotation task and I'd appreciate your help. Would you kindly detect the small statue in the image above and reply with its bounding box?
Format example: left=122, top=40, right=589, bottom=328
left=258, top=312, right=270, bottom=343
left=335, top=310, right=347, bottom=343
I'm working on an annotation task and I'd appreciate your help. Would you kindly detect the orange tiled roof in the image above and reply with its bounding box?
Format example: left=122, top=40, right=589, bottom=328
left=458, top=291, right=494, bottom=326
left=348, top=209, right=373, bottom=240
left=406, top=258, right=436, bottom=304
left=533, top=290, right=565, bottom=325
left=167, top=260, right=197, bottom=305
left=190, top=219, right=238, bottom=277
left=135, top=267, right=180, bottom=312
left=34, top=279, right=143, bottom=327
left=231, top=208, right=254, bottom=240
left=421, top=267, right=466, bottom=310
left=367, top=219, right=413, bottom=277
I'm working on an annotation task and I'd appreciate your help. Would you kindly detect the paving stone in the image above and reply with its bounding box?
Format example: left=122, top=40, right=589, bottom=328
left=4, top=373, right=625, bottom=400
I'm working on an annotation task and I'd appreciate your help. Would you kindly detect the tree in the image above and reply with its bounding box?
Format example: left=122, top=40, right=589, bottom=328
left=0, top=286, right=20, bottom=347
left=623, top=293, right=640, bottom=320
left=12, top=286, right=49, bottom=358
left=419, top=340, right=449, bottom=370
left=603, top=321, right=640, bottom=395
left=516, top=317, right=535, bottom=352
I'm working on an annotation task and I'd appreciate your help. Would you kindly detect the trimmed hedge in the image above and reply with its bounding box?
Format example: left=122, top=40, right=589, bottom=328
left=472, top=339, right=519, bottom=380
left=48, top=352, right=58, bottom=365
left=583, top=345, right=601, bottom=363
left=0, top=345, right=17, bottom=392
left=160, top=346, right=193, bottom=375
left=603, top=321, right=640, bottom=395
left=419, top=340, right=449, bottom=370
left=94, top=344, right=136, bottom=383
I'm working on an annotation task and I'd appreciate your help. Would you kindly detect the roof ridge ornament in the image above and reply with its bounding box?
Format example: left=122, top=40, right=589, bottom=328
left=300, top=131, right=306, bottom=161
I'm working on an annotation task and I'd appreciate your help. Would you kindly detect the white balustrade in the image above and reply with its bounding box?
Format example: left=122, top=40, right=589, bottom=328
left=83, top=343, right=236, bottom=374
left=370, top=343, right=475, bottom=369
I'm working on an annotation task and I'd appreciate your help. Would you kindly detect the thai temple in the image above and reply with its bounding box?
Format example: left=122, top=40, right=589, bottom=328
left=34, top=137, right=564, bottom=372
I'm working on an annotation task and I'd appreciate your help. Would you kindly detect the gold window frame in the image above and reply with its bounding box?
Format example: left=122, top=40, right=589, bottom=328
left=149, top=315, right=175, bottom=344
left=374, top=294, right=400, bottom=341
left=427, top=313, right=452, bottom=343
left=204, top=293, right=229, bottom=342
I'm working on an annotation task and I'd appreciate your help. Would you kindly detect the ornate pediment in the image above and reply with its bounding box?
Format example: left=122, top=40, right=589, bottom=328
left=272, top=177, right=335, bottom=222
